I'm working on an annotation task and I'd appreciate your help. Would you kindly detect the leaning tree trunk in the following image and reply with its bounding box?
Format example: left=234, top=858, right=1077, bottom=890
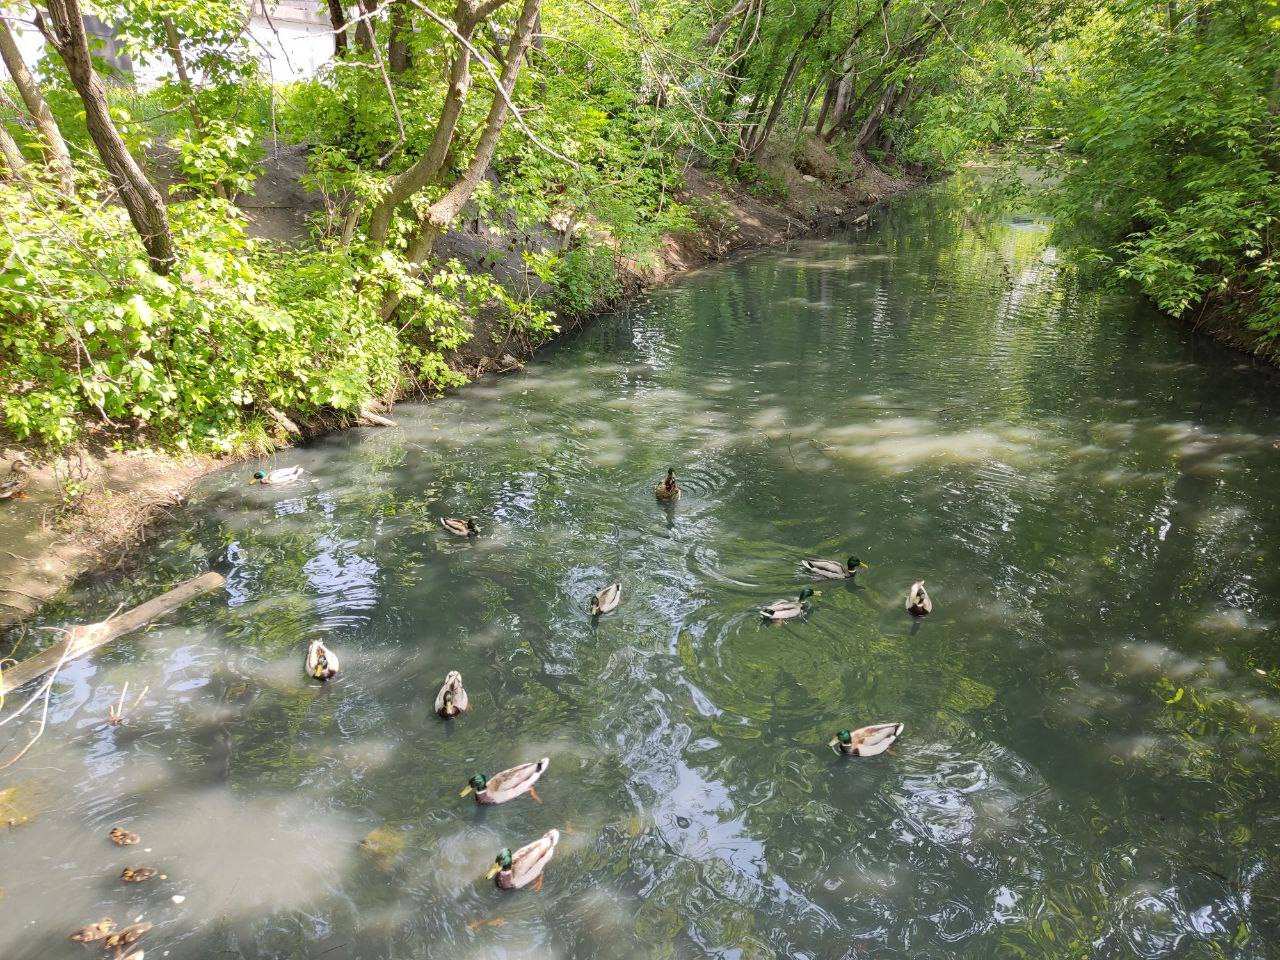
left=0, top=121, right=27, bottom=179
left=382, top=0, right=541, bottom=317
left=41, top=0, right=175, bottom=273
left=0, top=19, right=74, bottom=193
left=365, top=0, right=518, bottom=247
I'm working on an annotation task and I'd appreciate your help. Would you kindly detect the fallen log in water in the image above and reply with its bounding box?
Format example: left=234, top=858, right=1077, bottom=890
left=0, top=571, right=225, bottom=697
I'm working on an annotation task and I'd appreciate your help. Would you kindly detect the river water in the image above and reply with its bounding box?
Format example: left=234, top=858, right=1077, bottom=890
left=4, top=179, right=1280, bottom=959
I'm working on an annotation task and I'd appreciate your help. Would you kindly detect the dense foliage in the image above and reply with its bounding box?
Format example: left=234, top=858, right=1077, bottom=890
left=1035, top=0, right=1280, bottom=350
left=1, top=0, right=1277, bottom=453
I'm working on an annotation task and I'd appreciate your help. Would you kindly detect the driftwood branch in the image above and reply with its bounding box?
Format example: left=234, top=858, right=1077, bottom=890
left=0, top=571, right=225, bottom=697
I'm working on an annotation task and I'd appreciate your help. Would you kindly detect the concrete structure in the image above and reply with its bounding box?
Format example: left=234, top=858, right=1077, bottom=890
left=2, top=1, right=334, bottom=89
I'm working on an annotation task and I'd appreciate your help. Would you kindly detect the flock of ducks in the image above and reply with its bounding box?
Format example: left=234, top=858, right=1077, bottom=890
left=277, top=465, right=934, bottom=893
left=56, top=459, right=931, bottom=948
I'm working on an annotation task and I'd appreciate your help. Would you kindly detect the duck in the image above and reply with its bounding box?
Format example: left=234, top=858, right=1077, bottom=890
left=801, top=556, right=867, bottom=580
left=120, top=866, right=161, bottom=883
left=104, top=921, right=152, bottom=950
left=906, top=580, right=932, bottom=618
left=590, top=582, right=621, bottom=616
left=251, top=465, right=304, bottom=485
left=108, top=826, right=140, bottom=846
left=654, top=468, right=681, bottom=502
left=435, top=670, right=469, bottom=718
left=440, top=515, right=479, bottom=537
left=829, top=722, right=904, bottom=757
left=460, top=757, right=550, bottom=805
left=0, top=458, right=30, bottom=500
left=760, top=587, right=814, bottom=621
left=485, top=828, right=560, bottom=891
left=69, top=918, right=115, bottom=942
left=306, top=639, right=340, bottom=680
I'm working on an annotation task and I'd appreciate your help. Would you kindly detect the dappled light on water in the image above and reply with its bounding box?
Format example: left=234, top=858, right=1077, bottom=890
left=5, top=180, right=1280, bottom=958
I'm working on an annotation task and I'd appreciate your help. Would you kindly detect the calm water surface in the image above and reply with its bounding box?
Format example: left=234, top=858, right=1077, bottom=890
left=5, top=181, right=1280, bottom=959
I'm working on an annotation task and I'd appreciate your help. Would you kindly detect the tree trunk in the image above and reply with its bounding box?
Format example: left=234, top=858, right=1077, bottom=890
left=42, top=0, right=176, bottom=273
left=355, top=0, right=378, bottom=53
left=0, top=122, right=27, bottom=179
left=384, top=0, right=541, bottom=316
left=813, top=72, right=837, bottom=134
left=706, top=0, right=753, bottom=47
left=0, top=18, right=74, bottom=193
left=745, top=7, right=829, bottom=159
left=388, top=0, right=412, bottom=73
left=328, top=0, right=349, bottom=55
left=365, top=0, right=516, bottom=247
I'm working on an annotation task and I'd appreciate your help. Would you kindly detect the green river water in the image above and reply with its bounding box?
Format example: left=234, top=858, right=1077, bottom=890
left=4, top=178, right=1280, bottom=959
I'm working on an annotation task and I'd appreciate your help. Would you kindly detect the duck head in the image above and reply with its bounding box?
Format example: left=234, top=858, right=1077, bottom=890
left=485, top=847, right=513, bottom=879
left=828, top=729, right=853, bottom=749
left=460, top=773, right=488, bottom=797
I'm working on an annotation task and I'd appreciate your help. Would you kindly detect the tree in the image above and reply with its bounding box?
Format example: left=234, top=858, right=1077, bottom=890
left=363, top=0, right=540, bottom=249
left=37, top=0, right=176, bottom=272
left=0, top=16, right=75, bottom=192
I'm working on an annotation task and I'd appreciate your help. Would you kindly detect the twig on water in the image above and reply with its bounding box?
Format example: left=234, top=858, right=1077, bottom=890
left=0, top=628, right=73, bottom=769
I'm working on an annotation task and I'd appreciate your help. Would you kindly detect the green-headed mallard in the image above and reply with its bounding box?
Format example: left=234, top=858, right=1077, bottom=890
left=590, top=582, right=621, bottom=616
left=69, top=918, right=115, bottom=943
left=801, top=556, right=867, bottom=580
left=440, top=515, right=479, bottom=537
left=485, top=828, right=560, bottom=890
left=760, top=587, right=814, bottom=621
left=0, top=458, right=30, bottom=500
left=435, top=670, right=469, bottom=718
left=654, top=468, right=681, bottom=502
left=251, top=465, right=304, bottom=486
left=109, top=826, right=140, bottom=846
left=461, top=757, right=550, bottom=805
left=829, top=722, right=904, bottom=756
left=306, top=638, right=340, bottom=680
left=906, top=580, right=932, bottom=618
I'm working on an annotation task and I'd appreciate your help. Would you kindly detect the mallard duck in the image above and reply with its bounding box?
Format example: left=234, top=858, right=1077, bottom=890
left=104, top=921, right=152, bottom=950
left=485, top=828, right=560, bottom=891
left=251, top=466, right=304, bottom=485
left=0, top=458, right=29, bottom=500
left=906, top=580, right=932, bottom=618
left=590, top=582, right=621, bottom=616
left=109, top=826, right=140, bottom=846
left=440, top=515, right=479, bottom=537
left=69, top=918, right=115, bottom=942
left=760, top=587, right=815, bottom=621
left=461, top=757, right=550, bottom=805
left=306, top=639, right=340, bottom=680
left=829, top=722, right=904, bottom=757
left=801, top=556, right=867, bottom=580
left=654, top=468, right=681, bottom=502
left=120, top=866, right=162, bottom=883
left=435, top=670, right=469, bottom=718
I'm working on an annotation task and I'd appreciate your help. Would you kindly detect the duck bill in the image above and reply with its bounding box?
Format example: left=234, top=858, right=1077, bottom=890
left=459, top=785, right=474, bottom=797
left=827, top=737, right=840, bottom=749
left=484, top=863, right=501, bottom=880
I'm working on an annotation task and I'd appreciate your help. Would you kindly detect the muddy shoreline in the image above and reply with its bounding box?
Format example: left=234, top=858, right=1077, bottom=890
left=0, top=160, right=926, bottom=633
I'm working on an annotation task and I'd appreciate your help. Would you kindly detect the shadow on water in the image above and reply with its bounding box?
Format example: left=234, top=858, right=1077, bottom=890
left=6, top=174, right=1280, bottom=959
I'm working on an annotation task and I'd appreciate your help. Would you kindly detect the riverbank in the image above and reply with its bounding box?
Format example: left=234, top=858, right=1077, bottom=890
left=0, top=152, right=925, bottom=631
